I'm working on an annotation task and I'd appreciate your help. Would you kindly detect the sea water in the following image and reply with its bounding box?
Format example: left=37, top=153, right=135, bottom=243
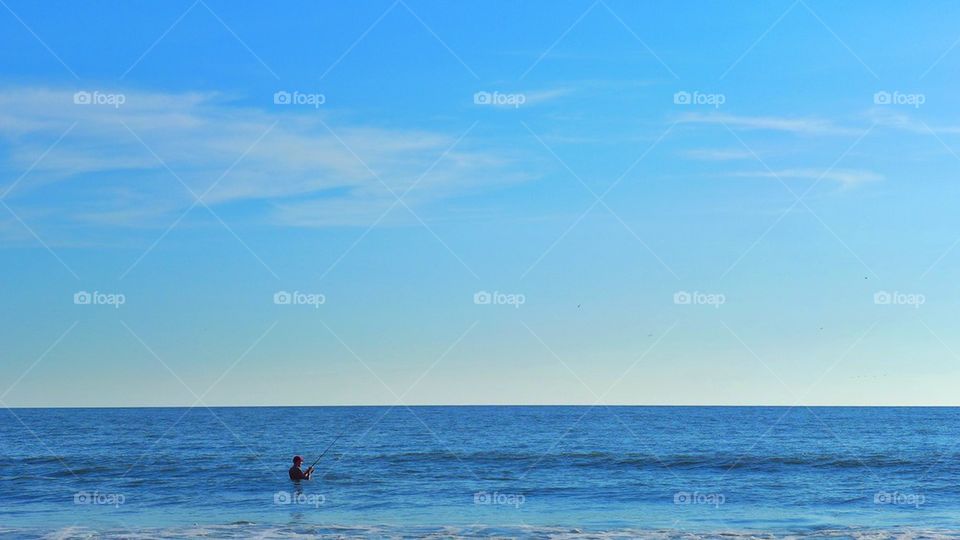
left=2, top=406, right=959, bottom=538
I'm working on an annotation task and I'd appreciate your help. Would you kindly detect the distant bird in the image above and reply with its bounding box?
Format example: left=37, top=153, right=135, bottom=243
left=577, top=304, right=581, bottom=309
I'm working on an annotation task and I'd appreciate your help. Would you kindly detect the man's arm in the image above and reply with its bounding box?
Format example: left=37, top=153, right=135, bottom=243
left=304, top=466, right=314, bottom=479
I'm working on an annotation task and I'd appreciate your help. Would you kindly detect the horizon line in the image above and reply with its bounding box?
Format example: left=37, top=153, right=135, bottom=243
left=5, top=404, right=960, bottom=409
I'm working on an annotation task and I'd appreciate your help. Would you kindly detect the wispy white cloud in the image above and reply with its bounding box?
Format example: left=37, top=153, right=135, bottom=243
left=472, top=87, right=572, bottom=109
left=682, top=109, right=960, bottom=139
left=521, top=88, right=573, bottom=106
left=678, top=112, right=863, bottom=136
left=682, top=148, right=756, bottom=161
left=0, top=87, right=535, bottom=230
left=729, top=168, right=882, bottom=188
left=864, top=107, right=960, bottom=135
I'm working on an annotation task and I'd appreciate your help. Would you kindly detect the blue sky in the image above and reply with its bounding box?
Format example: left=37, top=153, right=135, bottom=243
left=2, top=0, right=960, bottom=406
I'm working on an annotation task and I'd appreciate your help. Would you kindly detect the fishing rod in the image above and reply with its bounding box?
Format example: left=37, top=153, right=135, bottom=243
left=308, top=434, right=343, bottom=469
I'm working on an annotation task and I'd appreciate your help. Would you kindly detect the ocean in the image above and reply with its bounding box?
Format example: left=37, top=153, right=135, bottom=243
left=1, top=406, right=959, bottom=539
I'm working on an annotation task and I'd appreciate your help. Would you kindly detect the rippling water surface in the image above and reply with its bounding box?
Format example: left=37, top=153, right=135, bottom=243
left=2, top=406, right=959, bottom=538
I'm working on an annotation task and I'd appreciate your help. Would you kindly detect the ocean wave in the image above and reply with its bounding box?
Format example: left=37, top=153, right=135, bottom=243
left=0, top=451, right=936, bottom=482
left=355, top=450, right=928, bottom=472
left=14, top=524, right=960, bottom=540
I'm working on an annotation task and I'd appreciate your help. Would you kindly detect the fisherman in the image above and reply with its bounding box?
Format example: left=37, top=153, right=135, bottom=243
left=288, top=455, right=313, bottom=480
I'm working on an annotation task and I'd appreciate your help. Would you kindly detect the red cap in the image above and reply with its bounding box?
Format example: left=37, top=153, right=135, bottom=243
left=293, top=455, right=303, bottom=464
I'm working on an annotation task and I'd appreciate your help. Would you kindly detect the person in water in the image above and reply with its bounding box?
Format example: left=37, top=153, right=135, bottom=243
left=289, top=455, right=313, bottom=480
